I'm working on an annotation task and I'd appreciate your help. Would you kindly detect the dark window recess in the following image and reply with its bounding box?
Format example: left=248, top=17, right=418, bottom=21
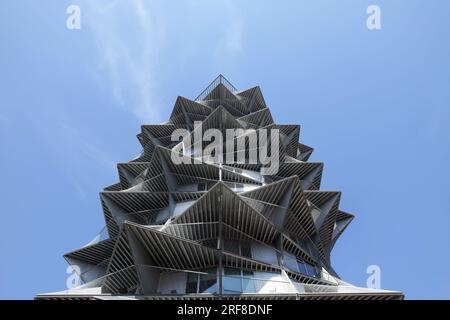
left=224, top=268, right=241, bottom=276
left=197, top=183, right=207, bottom=191
left=224, top=240, right=240, bottom=255
left=305, top=263, right=317, bottom=277
left=147, top=215, right=155, bottom=224
left=185, top=273, right=198, bottom=293
left=199, top=272, right=217, bottom=293
left=241, top=243, right=252, bottom=258
left=242, top=270, right=254, bottom=277
left=202, top=239, right=218, bottom=249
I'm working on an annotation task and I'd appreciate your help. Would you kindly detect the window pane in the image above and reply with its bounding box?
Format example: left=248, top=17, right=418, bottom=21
left=305, top=263, right=317, bottom=277
left=242, top=278, right=256, bottom=293
left=199, top=272, right=217, bottom=293
left=297, top=261, right=307, bottom=274
left=240, top=243, right=252, bottom=258
left=201, top=238, right=218, bottom=249
left=223, top=276, right=242, bottom=293
left=283, top=253, right=299, bottom=272
left=224, top=268, right=241, bottom=276
left=242, top=269, right=254, bottom=277
left=224, top=240, right=239, bottom=255
left=185, top=273, right=198, bottom=293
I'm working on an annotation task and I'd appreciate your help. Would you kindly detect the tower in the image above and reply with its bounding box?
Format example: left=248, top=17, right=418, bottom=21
left=36, top=76, right=403, bottom=300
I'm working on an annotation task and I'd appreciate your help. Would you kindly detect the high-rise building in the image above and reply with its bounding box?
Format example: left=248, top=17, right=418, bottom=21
left=36, top=76, right=403, bottom=300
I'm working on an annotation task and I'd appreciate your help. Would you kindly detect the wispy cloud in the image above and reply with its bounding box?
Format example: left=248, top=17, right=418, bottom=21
left=79, top=0, right=244, bottom=121
left=82, top=0, right=164, bottom=123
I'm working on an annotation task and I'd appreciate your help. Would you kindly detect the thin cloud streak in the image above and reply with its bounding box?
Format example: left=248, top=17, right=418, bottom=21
left=82, top=0, right=164, bottom=123
left=81, top=0, right=244, bottom=121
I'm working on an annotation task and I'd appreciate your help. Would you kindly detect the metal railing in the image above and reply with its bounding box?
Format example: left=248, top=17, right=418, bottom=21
left=195, top=74, right=238, bottom=101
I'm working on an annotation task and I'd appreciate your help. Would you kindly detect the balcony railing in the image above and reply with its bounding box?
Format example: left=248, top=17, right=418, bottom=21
left=195, top=74, right=238, bottom=101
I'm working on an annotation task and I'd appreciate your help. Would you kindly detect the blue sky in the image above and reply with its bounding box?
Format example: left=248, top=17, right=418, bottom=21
left=1, top=0, right=449, bottom=299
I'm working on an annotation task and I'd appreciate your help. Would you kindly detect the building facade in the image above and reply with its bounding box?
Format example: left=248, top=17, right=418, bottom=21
left=37, top=76, right=403, bottom=300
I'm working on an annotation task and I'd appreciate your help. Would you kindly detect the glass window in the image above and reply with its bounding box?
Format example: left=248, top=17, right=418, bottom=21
left=201, top=239, right=218, bottom=249
left=224, top=240, right=239, bottom=255
left=297, top=261, right=307, bottom=274
left=197, top=183, right=207, bottom=191
left=242, top=269, right=254, bottom=277
left=224, top=268, right=241, bottom=276
left=283, top=253, right=299, bottom=272
left=223, top=276, right=242, bottom=293
left=305, top=263, right=317, bottom=277
left=185, top=272, right=198, bottom=293
left=222, top=269, right=261, bottom=294
left=199, top=271, right=217, bottom=293
left=240, top=243, right=252, bottom=258
left=242, top=278, right=256, bottom=293
left=147, top=213, right=157, bottom=224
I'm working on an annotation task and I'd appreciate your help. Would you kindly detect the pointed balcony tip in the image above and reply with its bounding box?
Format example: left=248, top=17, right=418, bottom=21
left=195, top=74, right=238, bottom=101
